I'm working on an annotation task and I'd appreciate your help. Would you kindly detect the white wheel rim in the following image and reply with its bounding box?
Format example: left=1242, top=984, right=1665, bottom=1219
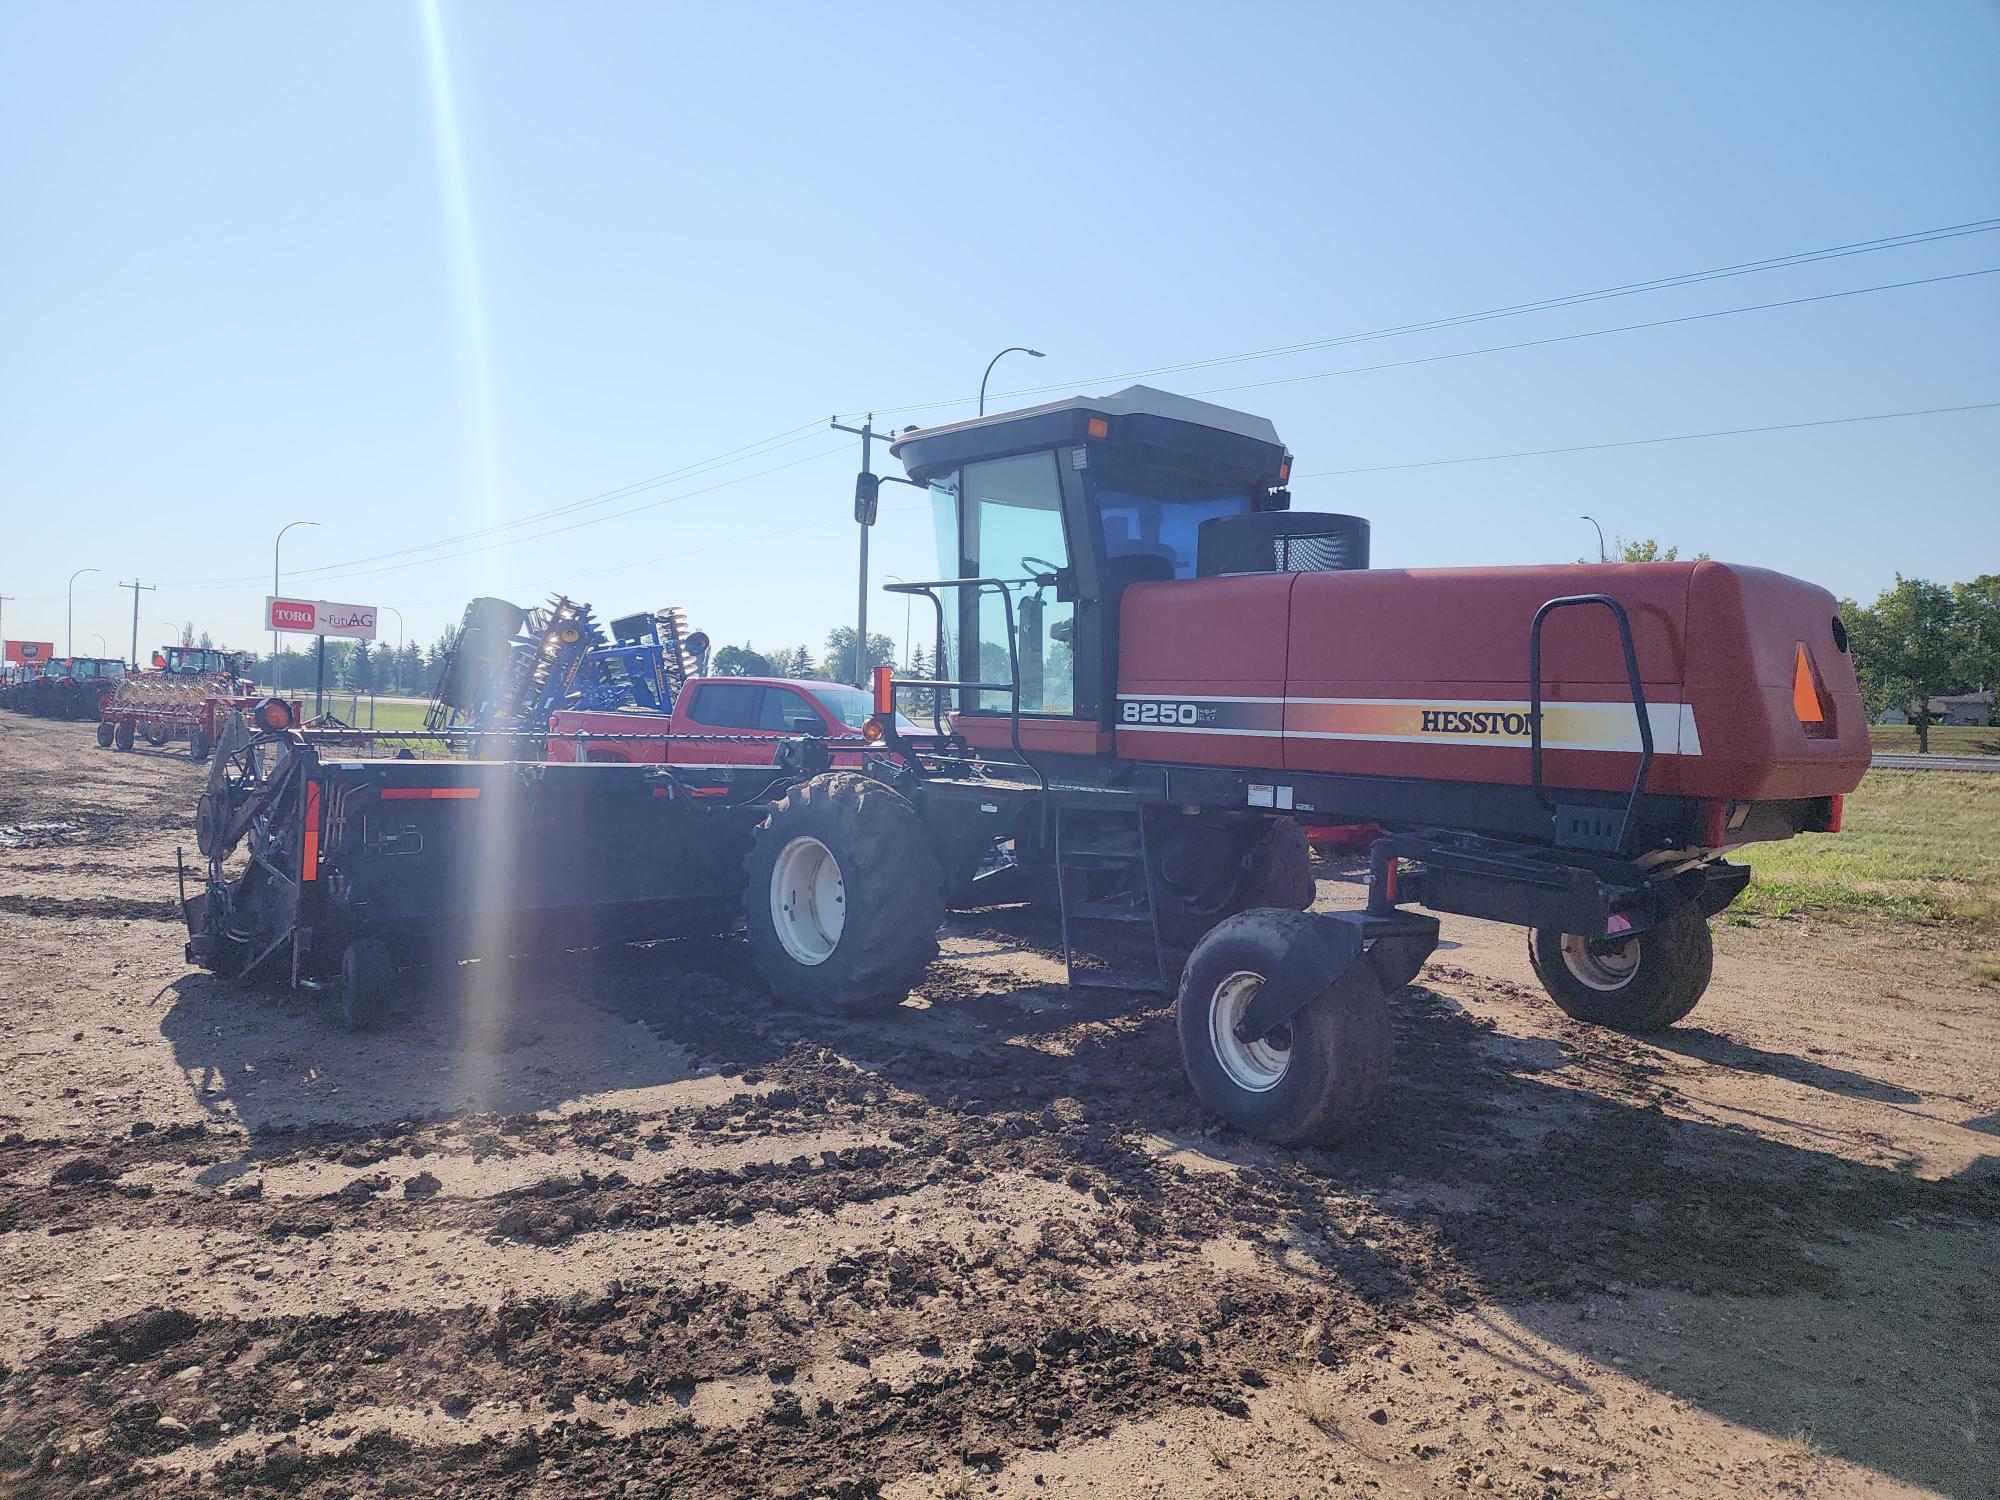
left=1560, top=932, right=1641, bottom=992
left=1208, top=969, right=1291, bottom=1093
left=770, top=835, right=845, bottom=966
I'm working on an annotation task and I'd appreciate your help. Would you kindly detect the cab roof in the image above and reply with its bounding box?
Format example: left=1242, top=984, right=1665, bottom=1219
left=889, top=384, right=1289, bottom=489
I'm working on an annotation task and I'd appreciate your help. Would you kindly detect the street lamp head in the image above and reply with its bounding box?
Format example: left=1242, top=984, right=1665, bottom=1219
left=1026, top=349, right=1045, bottom=358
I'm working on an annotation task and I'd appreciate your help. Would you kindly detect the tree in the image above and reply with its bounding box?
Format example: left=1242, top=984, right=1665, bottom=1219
left=351, top=640, right=374, bottom=693
left=1846, top=576, right=1966, bottom=752
left=1952, top=575, right=2000, bottom=707
left=712, top=644, right=774, bottom=678
left=398, top=641, right=425, bottom=697
left=1579, top=536, right=1712, bottom=564
left=822, top=627, right=897, bottom=684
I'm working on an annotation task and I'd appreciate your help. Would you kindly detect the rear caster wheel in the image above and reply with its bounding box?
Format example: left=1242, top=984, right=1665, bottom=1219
left=189, top=729, right=211, bottom=762
left=340, top=939, right=394, bottom=1030
left=1528, top=903, right=1713, bottom=1032
left=1176, top=909, right=1391, bottom=1145
left=96, top=720, right=114, bottom=748
left=113, top=720, right=134, bottom=752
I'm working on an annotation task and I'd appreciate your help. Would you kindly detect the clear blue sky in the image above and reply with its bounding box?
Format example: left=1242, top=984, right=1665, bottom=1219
left=2, top=1, right=1995, bottom=666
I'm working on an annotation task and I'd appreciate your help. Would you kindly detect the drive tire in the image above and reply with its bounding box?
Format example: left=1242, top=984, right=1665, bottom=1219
left=743, top=772, right=944, bottom=1016
left=96, top=720, right=115, bottom=748
left=1177, top=908, right=1392, bottom=1146
left=1239, top=818, right=1315, bottom=912
left=1528, top=903, right=1713, bottom=1032
left=113, top=719, right=135, bottom=751
left=340, top=939, right=393, bottom=1031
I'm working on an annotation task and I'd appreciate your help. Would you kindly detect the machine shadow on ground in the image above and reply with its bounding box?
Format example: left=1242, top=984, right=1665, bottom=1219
left=148, top=907, right=1999, bottom=1497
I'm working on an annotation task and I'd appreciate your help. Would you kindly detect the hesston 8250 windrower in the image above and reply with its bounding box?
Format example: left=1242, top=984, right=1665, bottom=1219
left=182, top=387, right=1868, bottom=1145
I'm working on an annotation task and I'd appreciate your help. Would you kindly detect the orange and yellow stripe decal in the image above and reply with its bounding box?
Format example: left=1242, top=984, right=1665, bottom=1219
left=379, top=786, right=482, bottom=800
left=1117, top=695, right=1701, bottom=755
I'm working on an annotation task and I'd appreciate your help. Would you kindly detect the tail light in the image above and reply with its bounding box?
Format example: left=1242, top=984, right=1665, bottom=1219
left=872, top=664, right=894, bottom=716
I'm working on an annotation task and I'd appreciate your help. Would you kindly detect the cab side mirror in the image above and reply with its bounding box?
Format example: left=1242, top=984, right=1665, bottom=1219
left=853, top=472, right=881, bottom=526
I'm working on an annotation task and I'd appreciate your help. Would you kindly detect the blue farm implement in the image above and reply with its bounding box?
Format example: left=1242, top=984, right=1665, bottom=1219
left=424, top=596, right=710, bottom=744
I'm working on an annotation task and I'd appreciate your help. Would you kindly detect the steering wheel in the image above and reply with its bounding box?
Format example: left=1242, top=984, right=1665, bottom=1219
left=1020, top=555, right=1064, bottom=584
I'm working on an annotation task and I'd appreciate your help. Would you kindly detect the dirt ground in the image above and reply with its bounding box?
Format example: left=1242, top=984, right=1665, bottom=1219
left=0, top=711, right=1994, bottom=1499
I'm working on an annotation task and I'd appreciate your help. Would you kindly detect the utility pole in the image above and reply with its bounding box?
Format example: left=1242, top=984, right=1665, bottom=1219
left=832, top=414, right=885, bottom=687
left=119, top=580, right=156, bottom=668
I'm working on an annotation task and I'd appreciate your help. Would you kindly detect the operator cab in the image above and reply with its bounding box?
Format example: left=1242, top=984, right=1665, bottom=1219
left=890, top=385, right=1366, bottom=750
left=164, top=646, right=233, bottom=676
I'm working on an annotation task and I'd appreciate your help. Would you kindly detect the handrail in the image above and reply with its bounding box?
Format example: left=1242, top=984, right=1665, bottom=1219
left=1527, top=593, right=1654, bottom=854
left=881, top=577, right=1045, bottom=791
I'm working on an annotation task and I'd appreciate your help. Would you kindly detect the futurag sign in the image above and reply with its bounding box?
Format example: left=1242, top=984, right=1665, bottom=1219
left=266, top=598, right=378, bottom=641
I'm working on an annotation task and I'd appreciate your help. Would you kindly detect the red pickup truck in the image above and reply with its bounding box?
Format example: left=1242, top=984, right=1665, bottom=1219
left=547, top=676, right=917, bottom=765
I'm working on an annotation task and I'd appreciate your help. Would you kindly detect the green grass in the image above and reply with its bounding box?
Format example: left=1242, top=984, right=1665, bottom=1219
left=1865, top=724, right=2000, bottom=755
left=1734, top=772, right=1999, bottom=948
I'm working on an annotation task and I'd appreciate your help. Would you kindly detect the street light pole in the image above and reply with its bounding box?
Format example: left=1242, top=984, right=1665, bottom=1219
left=979, top=347, right=1044, bottom=416
left=1580, top=515, right=1607, bottom=563
left=272, top=520, right=320, bottom=690
left=67, top=567, right=100, bottom=656
left=381, top=605, right=404, bottom=694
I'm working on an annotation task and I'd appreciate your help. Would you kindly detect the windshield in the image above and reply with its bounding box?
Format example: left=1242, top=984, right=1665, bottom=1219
left=813, top=683, right=920, bottom=733
left=1094, top=487, right=1254, bottom=580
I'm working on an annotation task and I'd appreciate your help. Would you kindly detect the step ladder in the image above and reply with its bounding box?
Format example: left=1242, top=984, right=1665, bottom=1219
left=1054, top=804, right=1168, bottom=994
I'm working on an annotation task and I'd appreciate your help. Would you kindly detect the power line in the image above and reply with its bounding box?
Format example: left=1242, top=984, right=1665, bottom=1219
left=1293, top=401, right=2000, bottom=478
left=1186, top=267, right=1998, bottom=399
left=178, top=444, right=853, bottom=594
left=152, top=267, right=1997, bottom=600
left=190, top=217, right=2000, bottom=595
left=849, top=216, right=2000, bottom=420
left=48, top=216, right=1989, bottom=610
left=180, top=419, right=831, bottom=589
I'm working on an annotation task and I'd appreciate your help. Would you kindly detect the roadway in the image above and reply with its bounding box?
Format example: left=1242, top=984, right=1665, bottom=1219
left=1870, top=752, right=2000, bottom=773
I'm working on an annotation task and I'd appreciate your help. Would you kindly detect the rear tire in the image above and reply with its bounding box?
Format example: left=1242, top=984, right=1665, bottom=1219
left=1528, top=903, right=1713, bottom=1032
left=340, top=939, right=394, bottom=1031
left=96, top=720, right=114, bottom=748
left=113, top=719, right=134, bottom=752
left=1177, top=909, right=1392, bottom=1145
left=743, top=772, right=944, bottom=1016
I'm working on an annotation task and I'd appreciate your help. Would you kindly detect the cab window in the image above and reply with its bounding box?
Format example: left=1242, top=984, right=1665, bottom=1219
left=757, top=688, right=819, bottom=732
left=962, top=452, right=1074, bottom=714
left=686, top=682, right=762, bottom=729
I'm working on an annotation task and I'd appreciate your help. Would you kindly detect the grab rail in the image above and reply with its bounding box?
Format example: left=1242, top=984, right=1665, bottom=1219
left=1527, top=593, right=1654, bottom=855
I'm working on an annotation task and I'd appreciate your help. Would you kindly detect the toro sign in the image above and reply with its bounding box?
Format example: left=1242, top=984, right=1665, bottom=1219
left=5, top=641, right=56, bottom=664
left=266, top=597, right=378, bottom=641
